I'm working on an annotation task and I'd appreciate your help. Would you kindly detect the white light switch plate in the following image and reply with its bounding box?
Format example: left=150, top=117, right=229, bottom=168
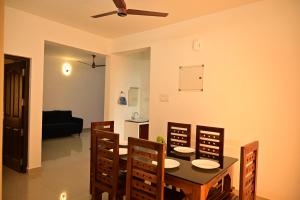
left=159, top=94, right=169, bottom=102
left=193, top=39, right=201, bottom=51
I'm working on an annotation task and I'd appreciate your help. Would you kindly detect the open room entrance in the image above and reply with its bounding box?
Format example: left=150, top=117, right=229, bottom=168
left=42, top=41, right=106, bottom=162
left=2, top=55, right=30, bottom=173
left=109, top=48, right=150, bottom=141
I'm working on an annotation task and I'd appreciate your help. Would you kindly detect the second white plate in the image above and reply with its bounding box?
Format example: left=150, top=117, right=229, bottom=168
left=152, top=158, right=180, bottom=169
left=191, top=159, right=220, bottom=169
left=174, top=146, right=195, bottom=154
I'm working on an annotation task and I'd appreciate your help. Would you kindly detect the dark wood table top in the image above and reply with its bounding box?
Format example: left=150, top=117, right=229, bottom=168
left=120, top=153, right=238, bottom=185
left=165, top=156, right=238, bottom=184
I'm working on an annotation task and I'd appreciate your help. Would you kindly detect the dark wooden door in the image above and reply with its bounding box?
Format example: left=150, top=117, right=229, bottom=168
left=3, top=61, right=27, bottom=172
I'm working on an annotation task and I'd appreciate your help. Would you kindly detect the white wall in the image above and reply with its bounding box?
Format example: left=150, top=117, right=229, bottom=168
left=108, top=0, right=300, bottom=199
left=4, top=6, right=111, bottom=169
left=106, top=50, right=150, bottom=138
left=139, top=51, right=150, bottom=119
left=43, top=55, right=105, bottom=128
left=139, top=68, right=150, bottom=119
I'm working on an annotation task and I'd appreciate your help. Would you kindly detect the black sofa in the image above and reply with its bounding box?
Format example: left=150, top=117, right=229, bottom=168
left=42, top=110, right=83, bottom=139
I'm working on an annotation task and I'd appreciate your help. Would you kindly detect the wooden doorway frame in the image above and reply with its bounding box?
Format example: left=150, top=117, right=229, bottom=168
left=1, top=0, right=4, bottom=194
left=4, top=54, right=30, bottom=173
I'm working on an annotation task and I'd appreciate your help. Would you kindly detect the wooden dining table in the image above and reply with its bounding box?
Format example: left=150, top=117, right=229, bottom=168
left=164, top=156, right=237, bottom=200
left=119, top=152, right=238, bottom=200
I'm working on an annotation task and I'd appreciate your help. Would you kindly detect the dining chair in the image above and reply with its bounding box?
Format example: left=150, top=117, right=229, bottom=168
left=90, top=121, right=115, bottom=194
left=91, top=121, right=114, bottom=132
left=195, top=125, right=224, bottom=168
left=126, top=137, right=185, bottom=200
left=91, top=129, right=125, bottom=200
left=239, top=140, right=259, bottom=200
left=167, top=122, right=191, bottom=160
left=222, top=141, right=259, bottom=200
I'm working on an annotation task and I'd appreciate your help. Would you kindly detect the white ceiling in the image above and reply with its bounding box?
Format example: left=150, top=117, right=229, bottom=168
left=44, top=41, right=106, bottom=65
left=5, top=0, right=261, bottom=39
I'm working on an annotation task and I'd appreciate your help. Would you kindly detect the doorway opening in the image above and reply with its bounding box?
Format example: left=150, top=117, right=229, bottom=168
left=3, top=54, right=30, bottom=173
left=111, top=48, right=150, bottom=138
left=42, top=41, right=106, bottom=162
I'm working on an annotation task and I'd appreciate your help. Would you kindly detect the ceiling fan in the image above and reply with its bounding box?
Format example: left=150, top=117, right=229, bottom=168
left=91, top=0, right=168, bottom=18
left=78, top=55, right=105, bottom=68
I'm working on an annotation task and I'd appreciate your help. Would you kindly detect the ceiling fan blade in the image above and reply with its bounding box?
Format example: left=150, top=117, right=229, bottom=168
left=91, top=11, right=117, bottom=18
left=78, top=61, right=91, bottom=66
left=127, top=9, right=168, bottom=17
left=94, top=64, right=106, bottom=67
left=113, top=0, right=126, bottom=9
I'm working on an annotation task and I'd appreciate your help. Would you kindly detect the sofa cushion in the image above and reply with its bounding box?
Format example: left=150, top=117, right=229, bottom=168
left=43, top=110, right=72, bottom=123
left=43, top=111, right=58, bottom=124
left=56, top=111, right=72, bottom=123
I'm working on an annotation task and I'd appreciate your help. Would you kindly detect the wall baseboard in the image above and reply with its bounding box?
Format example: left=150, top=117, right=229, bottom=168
left=27, top=166, right=42, bottom=175
left=82, top=128, right=91, bottom=132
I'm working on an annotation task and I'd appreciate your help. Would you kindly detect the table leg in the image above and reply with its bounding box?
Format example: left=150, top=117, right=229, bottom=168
left=199, top=185, right=209, bottom=200
left=224, top=166, right=234, bottom=193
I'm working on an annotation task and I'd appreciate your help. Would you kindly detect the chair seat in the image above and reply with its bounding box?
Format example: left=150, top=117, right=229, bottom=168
left=164, top=187, right=185, bottom=200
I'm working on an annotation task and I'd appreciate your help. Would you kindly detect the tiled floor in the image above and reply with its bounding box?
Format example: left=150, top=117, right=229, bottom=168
left=2, top=129, right=101, bottom=200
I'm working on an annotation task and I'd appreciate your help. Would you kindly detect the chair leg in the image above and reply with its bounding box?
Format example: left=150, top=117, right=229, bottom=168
left=92, top=188, right=103, bottom=200
left=99, top=191, right=104, bottom=200
left=92, top=186, right=96, bottom=200
left=108, top=194, right=115, bottom=200
left=98, top=192, right=103, bottom=200
left=117, top=195, right=123, bottom=200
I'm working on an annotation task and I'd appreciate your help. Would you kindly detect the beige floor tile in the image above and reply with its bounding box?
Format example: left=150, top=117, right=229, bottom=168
left=3, top=130, right=93, bottom=200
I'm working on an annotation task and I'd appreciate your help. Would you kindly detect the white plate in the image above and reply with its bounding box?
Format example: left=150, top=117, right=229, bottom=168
left=119, top=140, right=128, bottom=146
left=174, top=146, right=195, bottom=154
left=191, top=159, right=220, bottom=169
left=109, top=148, right=128, bottom=155
left=152, top=159, right=180, bottom=169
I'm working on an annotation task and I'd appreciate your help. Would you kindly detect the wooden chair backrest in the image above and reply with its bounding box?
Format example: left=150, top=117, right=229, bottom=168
left=91, top=129, right=120, bottom=199
left=91, top=121, right=114, bottom=132
left=239, top=141, right=259, bottom=200
left=90, top=121, right=114, bottom=193
left=195, top=125, right=224, bottom=168
left=167, top=122, right=191, bottom=157
left=126, top=137, right=165, bottom=200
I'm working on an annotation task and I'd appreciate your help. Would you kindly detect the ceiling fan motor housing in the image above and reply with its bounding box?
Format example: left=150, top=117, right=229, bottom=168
left=117, top=8, right=127, bottom=17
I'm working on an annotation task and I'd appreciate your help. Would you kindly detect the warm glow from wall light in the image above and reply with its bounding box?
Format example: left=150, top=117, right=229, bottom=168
left=60, top=192, right=67, bottom=200
left=62, top=63, right=72, bottom=76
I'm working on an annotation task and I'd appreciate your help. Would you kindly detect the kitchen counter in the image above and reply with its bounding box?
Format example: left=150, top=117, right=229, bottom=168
left=125, top=119, right=149, bottom=124
left=124, top=120, right=149, bottom=140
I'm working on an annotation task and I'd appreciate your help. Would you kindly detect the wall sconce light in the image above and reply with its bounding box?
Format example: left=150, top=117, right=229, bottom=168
left=62, top=63, right=72, bottom=76
left=59, top=192, right=67, bottom=200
